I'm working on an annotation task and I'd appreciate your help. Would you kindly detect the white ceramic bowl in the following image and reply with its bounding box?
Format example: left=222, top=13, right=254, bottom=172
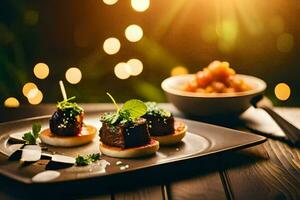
left=161, top=74, right=267, bottom=117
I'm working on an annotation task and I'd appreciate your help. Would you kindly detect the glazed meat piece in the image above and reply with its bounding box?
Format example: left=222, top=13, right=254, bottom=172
left=143, top=114, right=175, bottom=136
left=143, top=102, right=175, bottom=136
left=50, top=108, right=83, bottom=136
left=100, top=118, right=151, bottom=149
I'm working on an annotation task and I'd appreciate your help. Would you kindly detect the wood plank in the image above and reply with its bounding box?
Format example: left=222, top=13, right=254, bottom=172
left=217, top=108, right=300, bottom=200
left=168, top=156, right=227, bottom=200
left=221, top=140, right=300, bottom=200
left=0, top=174, right=112, bottom=199
left=114, top=185, right=164, bottom=200
left=63, top=194, right=111, bottom=200
left=79, top=195, right=111, bottom=200
left=0, top=192, right=19, bottom=200
left=169, top=172, right=226, bottom=200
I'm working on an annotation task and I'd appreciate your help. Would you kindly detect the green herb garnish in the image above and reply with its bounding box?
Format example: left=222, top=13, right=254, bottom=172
left=100, top=93, right=147, bottom=126
left=22, top=123, right=41, bottom=145
left=145, top=102, right=171, bottom=118
left=75, top=153, right=101, bottom=166
left=57, top=96, right=83, bottom=116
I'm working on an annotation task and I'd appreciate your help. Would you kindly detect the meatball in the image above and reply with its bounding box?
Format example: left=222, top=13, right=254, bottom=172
left=50, top=108, right=83, bottom=136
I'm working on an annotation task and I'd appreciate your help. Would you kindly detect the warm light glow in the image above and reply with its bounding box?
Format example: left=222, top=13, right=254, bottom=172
left=103, top=0, right=118, bottom=5
left=33, top=63, right=49, bottom=79
left=201, top=25, right=218, bottom=43
left=131, top=0, right=150, bottom=12
left=65, top=67, right=82, bottom=84
left=216, top=19, right=238, bottom=52
left=275, top=83, right=291, bottom=101
left=27, top=88, right=39, bottom=99
left=22, top=82, right=37, bottom=97
left=103, top=37, right=121, bottom=55
left=4, top=97, right=20, bottom=108
left=28, top=89, right=43, bottom=105
left=126, top=59, right=143, bottom=76
left=171, top=66, right=188, bottom=76
left=114, top=62, right=130, bottom=79
left=269, top=16, right=284, bottom=34
left=125, top=25, right=143, bottom=42
left=277, top=33, right=293, bottom=53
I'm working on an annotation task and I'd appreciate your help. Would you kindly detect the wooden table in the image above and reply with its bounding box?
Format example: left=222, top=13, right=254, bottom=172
left=0, top=104, right=299, bottom=200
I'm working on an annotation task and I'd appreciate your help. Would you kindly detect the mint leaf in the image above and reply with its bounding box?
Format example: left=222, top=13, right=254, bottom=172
left=121, top=99, right=147, bottom=119
left=101, top=94, right=147, bottom=125
left=32, top=123, right=41, bottom=138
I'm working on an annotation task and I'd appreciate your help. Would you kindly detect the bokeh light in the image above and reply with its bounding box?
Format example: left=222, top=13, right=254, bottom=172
left=27, top=89, right=43, bottom=105
left=4, top=97, right=20, bottom=108
left=22, top=82, right=38, bottom=97
left=27, top=88, right=39, bottom=99
left=125, top=24, right=143, bottom=42
left=171, top=66, right=188, bottom=76
left=103, top=37, right=121, bottom=55
left=126, top=58, right=143, bottom=76
left=131, top=0, right=150, bottom=12
left=275, top=83, right=291, bottom=101
left=103, top=0, right=118, bottom=5
left=277, top=33, right=293, bottom=53
left=114, top=62, right=130, bottom=79
left=23, top=9, right=39, bottom=26
left=65, top=67, right=82, bottom=84
left=33, top=63, right=49, bottom=79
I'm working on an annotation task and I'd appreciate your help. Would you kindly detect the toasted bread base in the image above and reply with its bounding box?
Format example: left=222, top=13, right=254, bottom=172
left=40, top=125, right=97, bottom=147
left=150, top=121, right=187, bottom=145
left=99, top=139, right=159, bottom=158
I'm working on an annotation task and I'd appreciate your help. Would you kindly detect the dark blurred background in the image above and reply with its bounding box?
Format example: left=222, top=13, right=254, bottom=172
left=0, top=0, right=299, bottom=107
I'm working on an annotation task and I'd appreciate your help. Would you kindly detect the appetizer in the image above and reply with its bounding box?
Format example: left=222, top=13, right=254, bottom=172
left=143, top=102, right=187, bottom=145
left=184, top=60, right=252, bottom=93
left=99, top=94, right=159, bottom=158
left=39, top=97, right=97, bottom=147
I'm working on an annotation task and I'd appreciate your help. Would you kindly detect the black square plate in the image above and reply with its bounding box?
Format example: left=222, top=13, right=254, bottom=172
left=0, top=113, right=266, bottom=184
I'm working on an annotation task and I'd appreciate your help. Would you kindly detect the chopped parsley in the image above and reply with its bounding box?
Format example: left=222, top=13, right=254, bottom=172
left=145, top=102, right=171, bottom=118
left=100, top=93, right=147, bottom=126
left=57, top=96, right=83, bottom=116
left=76, top=153, right=101, bottom=166
left=22, top=123, right=41, bottom=145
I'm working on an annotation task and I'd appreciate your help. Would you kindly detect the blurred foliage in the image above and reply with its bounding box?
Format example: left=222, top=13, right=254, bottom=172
left=0, top=0, right=300, bottom=106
